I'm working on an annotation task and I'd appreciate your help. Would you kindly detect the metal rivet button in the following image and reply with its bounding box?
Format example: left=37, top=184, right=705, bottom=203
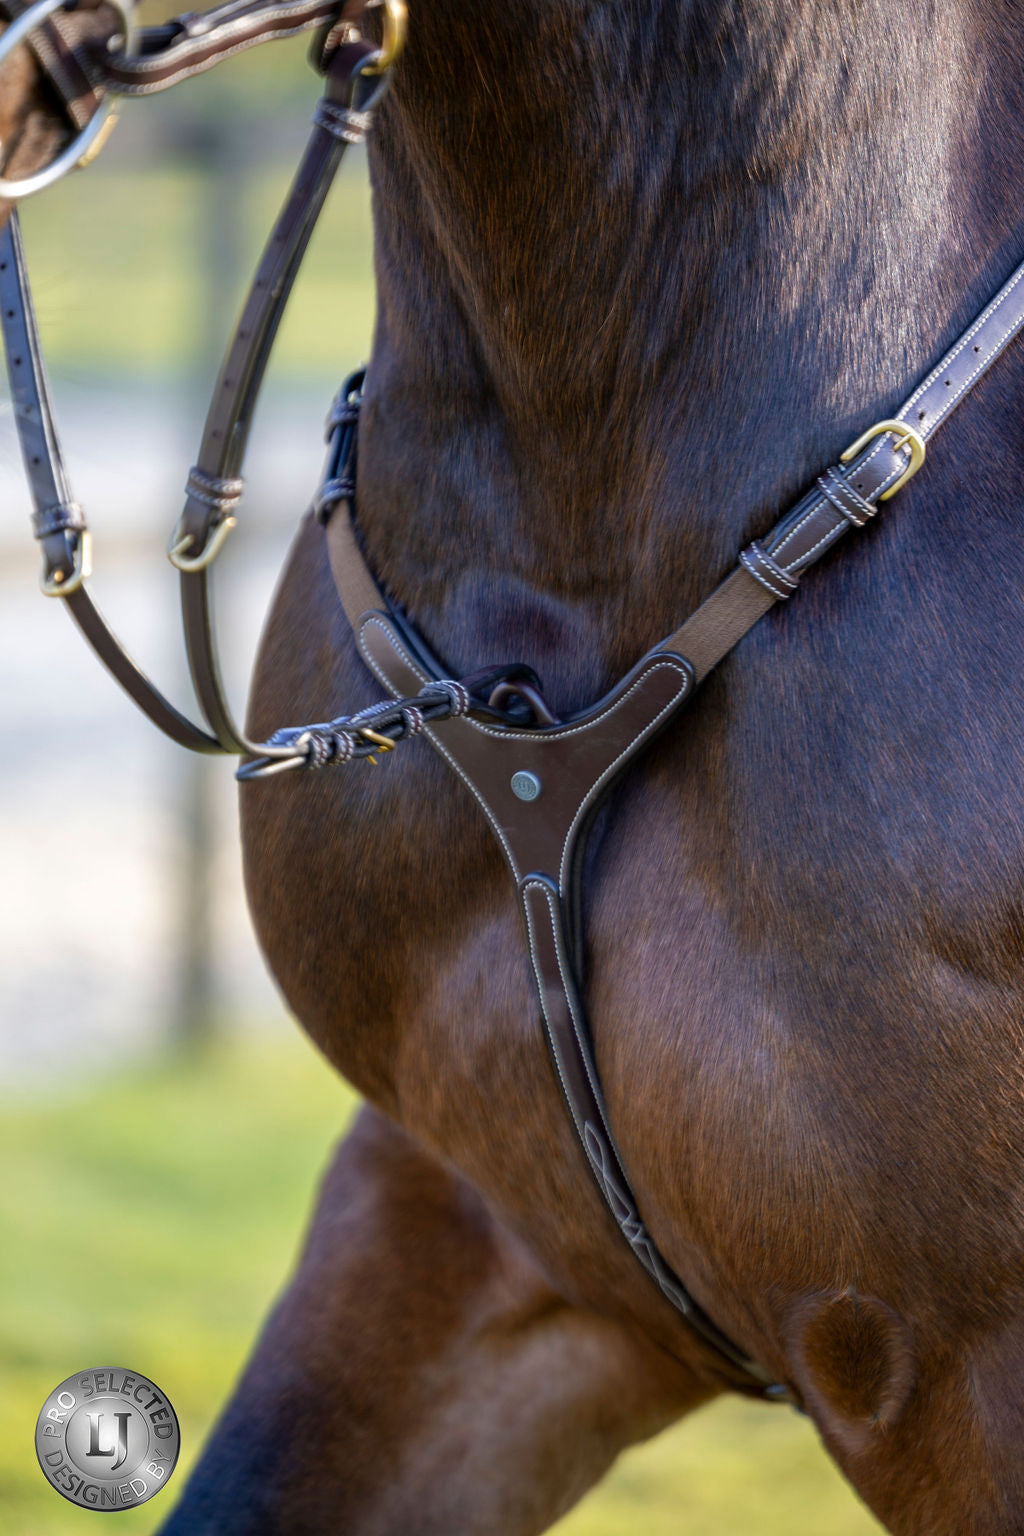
left=510, top=770, right=542, bottom=802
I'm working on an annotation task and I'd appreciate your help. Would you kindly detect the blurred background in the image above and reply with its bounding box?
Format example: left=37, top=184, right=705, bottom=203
left=0, top=24, right=883, bottom=1535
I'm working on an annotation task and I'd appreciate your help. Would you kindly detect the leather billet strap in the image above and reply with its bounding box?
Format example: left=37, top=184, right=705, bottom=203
left=663, top=253, right=1024, bottom=679
left=100, top=0, right=350, bottom=95
left=0, top=0, right=376, bottom=104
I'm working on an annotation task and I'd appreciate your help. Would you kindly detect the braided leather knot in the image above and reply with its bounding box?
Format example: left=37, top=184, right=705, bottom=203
left=425, top=679, right=471, bottom=716
left=314, top=475, right=355, bottom=523
left=304, top=731, right=332, bottom=769
left=326, top=394, right=362, bottom=435
left=240, top=673, right=481, bottom=779
left=329, top=730, right=356, bottom=764
left=313, top=100, right=372, bottom=144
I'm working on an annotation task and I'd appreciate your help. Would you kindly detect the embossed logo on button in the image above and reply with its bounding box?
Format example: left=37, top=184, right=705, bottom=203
left=35, top=1367, right=180, bottom=1512
left=510, top=770, right=542, bottom=802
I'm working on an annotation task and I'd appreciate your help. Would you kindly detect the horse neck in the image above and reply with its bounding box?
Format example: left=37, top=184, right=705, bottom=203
left=358, top=1, right=1021, bottom=702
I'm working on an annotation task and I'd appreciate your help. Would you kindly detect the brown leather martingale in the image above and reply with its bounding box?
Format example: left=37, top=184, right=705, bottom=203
left=352, top=604, right=777, bottom=1387
left=313, top=238, right=1024, bottom=1395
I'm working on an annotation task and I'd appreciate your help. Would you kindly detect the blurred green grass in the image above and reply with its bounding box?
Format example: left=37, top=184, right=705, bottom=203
left=0, top=1034, right=883, bottom=1535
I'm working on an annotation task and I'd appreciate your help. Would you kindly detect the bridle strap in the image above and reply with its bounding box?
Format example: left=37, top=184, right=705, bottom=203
left=1, top=0, right=384, bottom=104
left=15, top=0, right=105, bottom=129
left=0, top=213, right=222, bottom=750
left=0, top=22, right=385, bottom=762
left=323, top=247, right=1024, bottom=673
left=100, top=0, right=354, bottom=95
left=173, top=35, right=380, bottom=756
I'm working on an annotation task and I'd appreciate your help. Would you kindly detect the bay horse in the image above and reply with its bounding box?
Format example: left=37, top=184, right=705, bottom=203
left=7, top=2, right=1024, bottom=1531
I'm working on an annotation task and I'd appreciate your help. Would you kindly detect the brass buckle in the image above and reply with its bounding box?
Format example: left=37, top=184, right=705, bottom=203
left=41, top=530, right=92, bottom=597
left=167, top=516, right=237, bottom=573
left=839, top=419, right=926, bottom=502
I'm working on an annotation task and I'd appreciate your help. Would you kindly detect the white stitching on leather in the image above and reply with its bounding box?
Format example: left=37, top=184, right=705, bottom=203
left=355, top=619, right=691, bottom=908
left=557, top=665, right=690, bottom=889
left=356, top=619, right=523, bottom=882
left=818, top=471, right=872, bottom=526
left=785, top=516, right=848, bottom=570
left=523, top=880, right=614, bottom=1147
left=900, top=262, right=1024, bottom=429
left=739, top=554, right=790, bottom=598
left=521, top=885, right=589, bottom=1146
left=108, top=15, right=339, bottom=89
left=360, top=615, right=689, bottom=747
left=769, top=278, right=1024, bottom=572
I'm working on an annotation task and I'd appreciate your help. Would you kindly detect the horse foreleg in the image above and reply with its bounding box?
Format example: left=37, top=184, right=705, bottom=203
left=159, top=1103, right=709, bottom=1535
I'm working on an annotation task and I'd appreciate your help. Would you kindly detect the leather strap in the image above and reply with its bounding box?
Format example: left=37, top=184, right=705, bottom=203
left=0, top=212, right=221, bottom=751
left=101, top=0, right=351, bottom=96
left=1, top=0, right=366, bottom=103
left=353, top=605, right=778, bottom=1388
left=659, top=253, right=1024, bottom=678
left=318, top=240, right=1024, bottom=1397
left=175, top=37, right=378, bottom=756
left=0, top=32, right=381, bottom=759
left=20, top=2, right=105, bottom=129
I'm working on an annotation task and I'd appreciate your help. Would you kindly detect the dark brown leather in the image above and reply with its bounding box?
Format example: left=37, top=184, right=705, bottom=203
left=0, top=29, right=378, bottom=757
left=174, top=38, right=378, bottom=755
left=358, top=615, right=691, bottom=890
left=659, top=253, right=1024, bottom=674
left=0, top=213, right=221, bottom=750
left=317, top=240, right=1024, bottom=1397
left=100, top=0, right=351, bottom=96
left=353, top=601, right=777, bottom=1386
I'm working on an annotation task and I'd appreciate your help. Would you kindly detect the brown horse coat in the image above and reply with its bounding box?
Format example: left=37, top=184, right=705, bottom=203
left=8, top=2, right=1024, bottom=1531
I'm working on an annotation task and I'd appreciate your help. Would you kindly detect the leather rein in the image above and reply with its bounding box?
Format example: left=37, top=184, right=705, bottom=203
left=6, top=0, right=1024, bottom=1401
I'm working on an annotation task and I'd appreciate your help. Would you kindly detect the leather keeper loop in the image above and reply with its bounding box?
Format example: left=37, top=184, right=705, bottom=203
left=817, top=466, right=876, bottom=528
left=326, top=395, right=361, bottom=436
left=312, top=99, right=372, bottom=143
left=314, top=474, right=355, bottom=523
left=185, top=466, right=244, bottom=514
left=739, top=539, right=800, bottom=600
left=32, top=500, right=86, bottom=540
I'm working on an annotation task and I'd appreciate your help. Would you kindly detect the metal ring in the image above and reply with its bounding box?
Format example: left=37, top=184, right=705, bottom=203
left=360, top=0, right=406, bottom=75
left=0, top=0, right=135, bottom=199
